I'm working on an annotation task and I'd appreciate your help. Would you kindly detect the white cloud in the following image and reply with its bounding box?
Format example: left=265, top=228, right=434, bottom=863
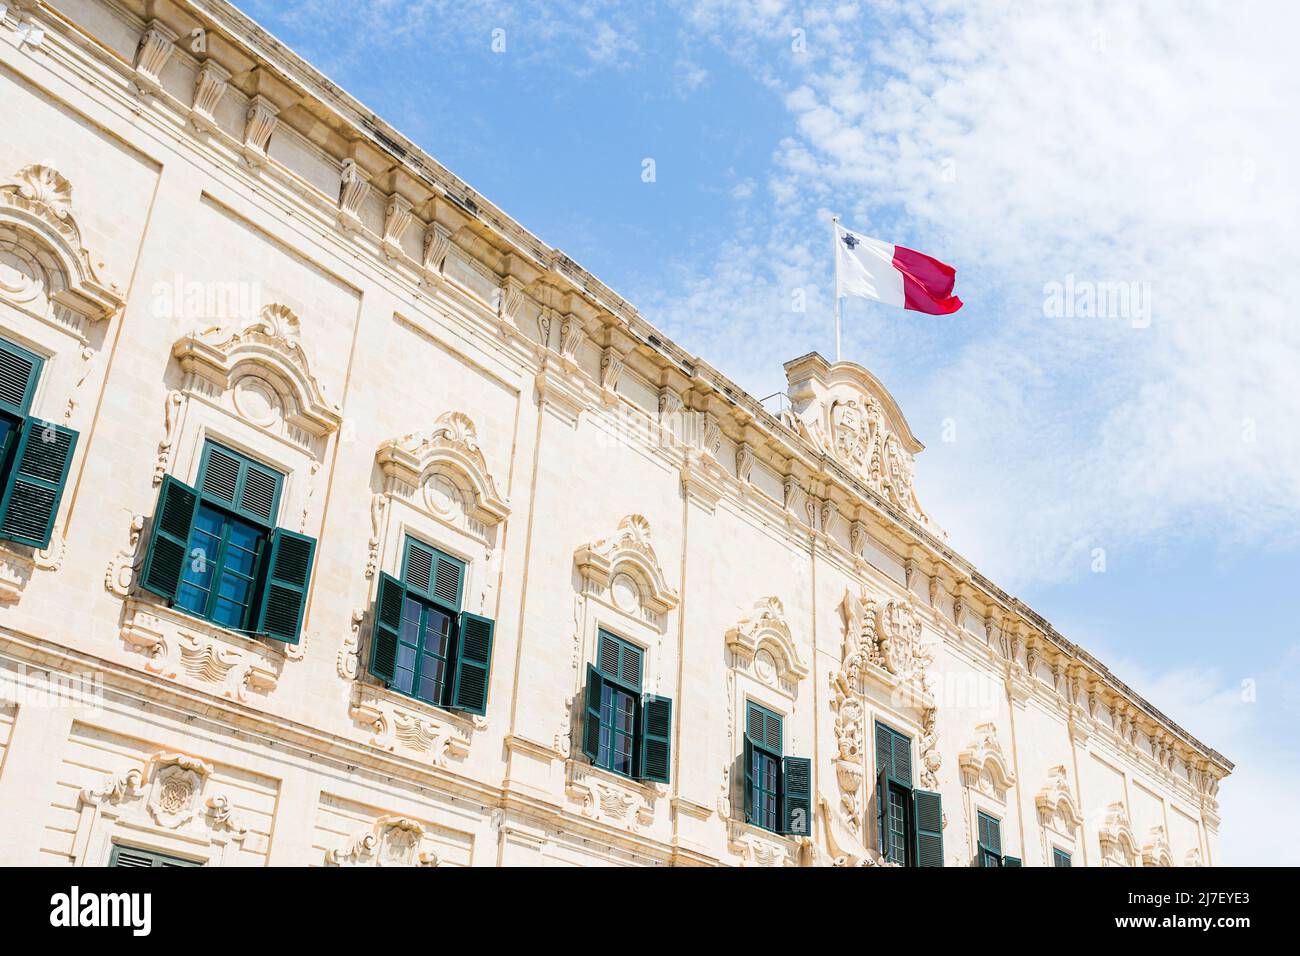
left=649, top=0, right=1300, bottom=589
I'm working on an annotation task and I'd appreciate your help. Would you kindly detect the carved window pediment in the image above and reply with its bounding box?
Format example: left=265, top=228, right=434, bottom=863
left=574, top=514, right=678, bottom=623
left=1034, top=765, right=1082, bottom=832
left=0, top=165, right=122, bottom=321
left=171, top=304, right=342, bottom=445
left=375, top=411, right=509, bottom=528
left=1099, top=801, right=1139, bottom=866
left=725, top=596, right=808, bottom=686
left=959, top=722, right=1016, bottom=800
left=1141, top=825, right=1173, bottom=867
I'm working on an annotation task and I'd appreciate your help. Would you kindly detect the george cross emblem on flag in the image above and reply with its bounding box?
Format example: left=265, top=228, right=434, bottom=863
left=841, top=233, right=858, bottom=249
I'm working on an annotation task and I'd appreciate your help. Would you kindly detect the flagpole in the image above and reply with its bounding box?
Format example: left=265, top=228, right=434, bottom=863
left=831, top=213, right=842, bottom=361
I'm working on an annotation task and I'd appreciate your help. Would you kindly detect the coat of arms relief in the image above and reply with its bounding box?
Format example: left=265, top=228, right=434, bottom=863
left=819, top=588, right=938, bottom=866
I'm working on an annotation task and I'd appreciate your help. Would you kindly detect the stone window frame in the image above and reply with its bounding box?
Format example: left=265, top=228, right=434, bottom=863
left=111, top=303, right=341, bottom=701
left=0, top=163, right=124, bottom=597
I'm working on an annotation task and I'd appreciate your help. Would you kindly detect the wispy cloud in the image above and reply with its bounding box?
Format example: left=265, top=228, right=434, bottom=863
left=645, top=0, right=1300, bottom=590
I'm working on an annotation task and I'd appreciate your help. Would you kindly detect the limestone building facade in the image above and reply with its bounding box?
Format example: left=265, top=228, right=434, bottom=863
left=0, top=0, right=1229, bottom=867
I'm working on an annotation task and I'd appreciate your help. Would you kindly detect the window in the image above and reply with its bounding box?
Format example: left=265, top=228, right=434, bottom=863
left=368, top=536, right=497, bottom=716
left=0, top=337, right=78, bottom=550
left=139, top=440, right=316, bottom=644
left=875, top=721, right=944, bottom=867
left=108, top=844, right=201, bottom=867
left=581, top=630, right=673, bottom=783
left=743, top=701, right=812, bottom=836
left=1053, top=847, right=1072, bottom=868
left=976, top=811, right=1019, bottom=866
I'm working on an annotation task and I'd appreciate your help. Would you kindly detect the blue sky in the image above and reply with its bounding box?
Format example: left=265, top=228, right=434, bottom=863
left=236, top=0, right=1300, bottom=864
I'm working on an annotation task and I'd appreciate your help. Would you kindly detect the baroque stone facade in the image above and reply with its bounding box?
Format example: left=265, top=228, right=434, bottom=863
left=0, top=0, right=1229, bottom=867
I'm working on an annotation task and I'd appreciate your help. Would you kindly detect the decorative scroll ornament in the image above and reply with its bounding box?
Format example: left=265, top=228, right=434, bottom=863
left=0, top=164, right=122, bottom=318
left=326, top=815, right=439, bottom=867
left=80, top=751, right=245, bottom=837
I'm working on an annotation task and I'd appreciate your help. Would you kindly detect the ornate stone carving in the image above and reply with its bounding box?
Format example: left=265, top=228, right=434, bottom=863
left=242, top=95, right=279, bottom=166
left=349, top=685, right=479, bottom=766
left=189, top=59, right=232, bottom=133
left=725, top=597, right=808, bottom=686
left=958, top=722, right=1016, bottom=801
left=565, top=760, right=657, bottom=831
left=326, top=815, right=439, bottom=867
left=574, top=515, right=679, bottom=623
left=381, top=194, right=414, bottom=258
left=735, top=442, right=755, bottom=485
left=1034, top=765, right=1082, bottom=832
left=783, top=356, right=929, bottom=524
left=103, top=514, right=145, bottom=597
left=120, top=598, right=285, bottom=701
left=81, top=751, right=245, bottom=837
left=838, top=588, right=932, bottom=690
left=132, top=19, right=178, bottom=97
left=337, top=159, right=370, bottom=232
left=1141, top=826, right=1174, bottom=867
left=813, top=797, right=896, bottom=867
left=375, top=411, right=509, bottom=527
left=498, top=278, right=525, bottom=339
left=1099, top=802, right=1138, bottom=866
left=727, top=820, right=802, bottom=867
left=153, top=389, right=183, bottom=486
left=338, top=607, right=365, bottom=680
left=599, top=347, right=624, bottom=397
left=172, top=303, right=343, bottom=443
left=0, top=164, right=122, bottom=318
left=421, top=225, right=451, bottom=283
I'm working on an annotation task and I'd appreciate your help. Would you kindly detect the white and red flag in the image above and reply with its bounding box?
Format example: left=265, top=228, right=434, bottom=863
left=833, top=220, right=963, bottom=315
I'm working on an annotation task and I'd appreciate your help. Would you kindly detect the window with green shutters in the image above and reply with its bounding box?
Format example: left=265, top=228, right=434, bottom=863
left=366, top=536, right=496, bottom=716
left=139, top=440, right=315, bottom=644
left=579, top=630, right=672, bottom=783
left=874, top=720, right=943, bottom=867
left=108, top=844, right=201, bottom=867
left=1053, top=847, right=1072, bottom=868
left=977, top=810, right=1004, bottom=867
left=0, top=336, right=78, bottom=550
left=742, top=701, right=812, bottom=836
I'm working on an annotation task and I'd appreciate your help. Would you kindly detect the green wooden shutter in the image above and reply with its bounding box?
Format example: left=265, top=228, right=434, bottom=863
left=450, top=611, right=494, bottom=714
left=0, top=418, right=77, bottom=548
left=876, top=765, right=892, bottom=860
left=367, top=572, right=406, bottom=683
left=196, top=442, right=282, bottom=526
left=139, top=475, right=200, bottom=600
left=912, top=789, right=944, bottom=867
left=1002, top=855, right=1022, bottom=868
left=582, top=663, right=603, bottom=762
left=253, top=528, right=315, bottom=643
left=782, top=755, right=812, bottom=836
left=402, top=537, right=464, bottom=609
left=0, top=339, right=43, bottom=418
left=874, top=722, right=893, bottom=773
left=1053, top=848, right=1072, bottom=867
left=743, top=733, right=755, bottom=825
left=638, top=694, right=672, bottom=783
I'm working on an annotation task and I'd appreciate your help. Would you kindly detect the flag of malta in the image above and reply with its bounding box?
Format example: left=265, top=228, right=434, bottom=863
left=834, top=223, right=963, bottom=315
